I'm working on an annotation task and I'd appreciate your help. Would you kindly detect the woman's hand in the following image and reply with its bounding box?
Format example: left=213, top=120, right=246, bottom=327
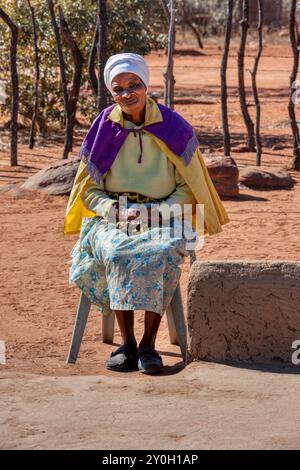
left=107, top=203, right=162, bottom=228
left=125, top=206, right=161, bottom=225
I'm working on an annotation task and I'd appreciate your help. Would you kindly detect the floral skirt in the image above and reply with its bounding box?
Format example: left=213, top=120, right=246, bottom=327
left=68, top=216, right=191, bottom=316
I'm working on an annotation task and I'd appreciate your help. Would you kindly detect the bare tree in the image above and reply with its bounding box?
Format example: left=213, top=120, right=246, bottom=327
left=289, top=0, right=300, bottom=170
left=58, top=6, right=83, bottom=150
left=27, top=0, right=40, bottom=149
left=180, top=0, right=203, bottom=49
left=250, top=0, right=263, bottom=166
left=161, top=0, right=170, bottom=23
left=221, top=0, right=234, bottom=157
left=0, top=7, right=19, bottom=166
left=48, top=0, right=72, bottom=159
left=97, top=0, right=107, bottom=112
left=163, top=0, right=176, bottom=109
left=238, top=0, right=255, bottom=151
left=88, top=20, right=99, bottom=96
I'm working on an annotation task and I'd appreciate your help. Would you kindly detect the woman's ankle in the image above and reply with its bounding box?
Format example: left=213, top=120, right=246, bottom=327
left=138, top=340, right=155, bottom=351
left=123, top=339, right=137, bottom=350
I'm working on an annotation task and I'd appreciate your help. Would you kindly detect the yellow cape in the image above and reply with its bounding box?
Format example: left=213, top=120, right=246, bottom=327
left=63, top=98, right=229, bottom=237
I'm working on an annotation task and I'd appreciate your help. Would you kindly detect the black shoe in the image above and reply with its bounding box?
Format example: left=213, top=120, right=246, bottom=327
left=137, top=346, right=164, bottom=374
left=105, top=344, right=138, bottom=372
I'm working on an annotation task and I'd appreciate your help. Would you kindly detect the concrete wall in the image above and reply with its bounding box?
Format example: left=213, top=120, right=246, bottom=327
left=187, top=260, right=300, bottom=365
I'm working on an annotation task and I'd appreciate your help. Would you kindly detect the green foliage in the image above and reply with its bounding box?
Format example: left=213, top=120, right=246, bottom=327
left=0, top=0, right=167, bottom=131
left=108, top=0, right=167, bottom=55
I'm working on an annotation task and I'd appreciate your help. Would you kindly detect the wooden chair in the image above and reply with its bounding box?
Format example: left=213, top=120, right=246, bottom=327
left=66, top=251, right=196, bottom=366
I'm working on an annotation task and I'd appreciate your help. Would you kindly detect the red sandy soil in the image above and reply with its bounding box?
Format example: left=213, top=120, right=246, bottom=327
left=1, top=39, right=300, bottom=449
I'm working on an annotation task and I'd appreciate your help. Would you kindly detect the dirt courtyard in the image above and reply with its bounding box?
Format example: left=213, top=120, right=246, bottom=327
left=1, top=40, right=300, bottom=449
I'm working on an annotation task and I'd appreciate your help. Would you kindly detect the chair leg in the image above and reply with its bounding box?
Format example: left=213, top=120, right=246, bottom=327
left=66, top=292, right=91, bottom=364
left=166, top=304, right=179, bottom=345
left=102, top=310, right=115, bottom=343
left=167, top=283, right=187, bottom=365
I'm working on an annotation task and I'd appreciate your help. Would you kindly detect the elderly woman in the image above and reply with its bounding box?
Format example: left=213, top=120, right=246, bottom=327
left=64, top=53, right=228, bottom=374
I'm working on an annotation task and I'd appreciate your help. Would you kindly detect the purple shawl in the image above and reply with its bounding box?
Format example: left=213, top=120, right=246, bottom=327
left=79, top=102, right=199, bottom=184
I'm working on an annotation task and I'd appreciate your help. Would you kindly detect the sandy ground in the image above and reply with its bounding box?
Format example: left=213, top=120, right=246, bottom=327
left=1, top=39, right=300, bottom=449
left=1, top=363, right=300, bottom=450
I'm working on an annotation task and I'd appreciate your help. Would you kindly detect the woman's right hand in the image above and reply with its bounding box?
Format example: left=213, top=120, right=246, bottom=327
left=107, top=203, right=140, bottom=224
left=107, top=203, right=161, bottom=227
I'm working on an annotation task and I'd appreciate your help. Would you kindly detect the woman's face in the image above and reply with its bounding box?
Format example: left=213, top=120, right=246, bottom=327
left=111, top=72, right=146, bottom=116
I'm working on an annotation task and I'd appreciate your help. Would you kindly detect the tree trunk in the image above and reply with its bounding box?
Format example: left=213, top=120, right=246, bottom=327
left=48, top=0, right=72, bottom=159
left=164, top=0, right=176, bottom=109
left=250, top=0, right=263, bottom=166
left=58, top=6, right=83, bottom=152
left=27, top=0, right=40, bottom=150
left=186, top=21, right=203, bottom=49
left=88, top=20, right=99, bottom=96
left=221, top=0, right=233, bottom=157
left=37, top=85, right=49, bottom=138
left=180, top=0, right=203, bottom=49
left=97, top=0, right=107, bottom=113
left=238, top=0, right=256, bottom=151
left=289, top=0, right=300, bottom=170
left=0, top=7, right=19, bottom=166
left=161, top=0, right=170, bottom=23
left=295, top=20, right=300, bottom=47
left=275, top=0, right=282, bottom=29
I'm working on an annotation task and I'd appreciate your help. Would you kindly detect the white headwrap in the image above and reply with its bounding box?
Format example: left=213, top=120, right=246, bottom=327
left=104, top=53, right=150, bottom=93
